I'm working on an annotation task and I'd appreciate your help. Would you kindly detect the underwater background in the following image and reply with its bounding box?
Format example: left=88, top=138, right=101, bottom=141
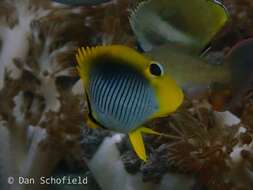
left=0, top=0, right=253, bottom=190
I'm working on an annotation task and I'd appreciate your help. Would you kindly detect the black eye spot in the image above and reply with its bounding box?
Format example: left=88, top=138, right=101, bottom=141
left=149, top=62, right=163, bottom=76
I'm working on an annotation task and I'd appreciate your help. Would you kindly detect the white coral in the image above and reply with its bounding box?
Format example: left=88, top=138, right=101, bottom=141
left=0, top=1, right=87, bottom=189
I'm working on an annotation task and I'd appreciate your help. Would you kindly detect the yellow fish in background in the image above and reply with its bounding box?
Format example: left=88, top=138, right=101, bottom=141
left=145, top=45, right=232, bottom=98
left=129, top=0, right=229, bottom=53
left=129, top=0, right=232, bottom=105
left=76, top=45, right=183, bottom=161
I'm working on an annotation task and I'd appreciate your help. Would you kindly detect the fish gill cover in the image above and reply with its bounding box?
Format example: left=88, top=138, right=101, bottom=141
left=0, top=0, right=252, bottom=190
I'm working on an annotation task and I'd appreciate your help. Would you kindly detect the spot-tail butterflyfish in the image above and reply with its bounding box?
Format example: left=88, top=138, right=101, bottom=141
left=75, top=45, right=183, bottom=161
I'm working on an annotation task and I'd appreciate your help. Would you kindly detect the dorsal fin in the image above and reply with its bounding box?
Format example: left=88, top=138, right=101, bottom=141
left=129, top=0, right=229, bottom=53
left=75, top=45, right=151, bottom=84
left=75, top=46, right=94, bottom=86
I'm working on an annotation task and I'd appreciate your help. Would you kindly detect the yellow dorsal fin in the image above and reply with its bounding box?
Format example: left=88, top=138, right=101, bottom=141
left=76, top=45, right=149, bottom=67
left=75, top=46, right=100, bottom=85
left=75, top=45, right=150, bottom=81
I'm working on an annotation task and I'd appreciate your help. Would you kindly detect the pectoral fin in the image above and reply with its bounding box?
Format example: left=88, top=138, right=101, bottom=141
left=129, top=127, right=163, bottom=161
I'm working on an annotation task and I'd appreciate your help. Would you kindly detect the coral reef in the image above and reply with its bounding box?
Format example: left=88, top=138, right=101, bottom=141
left=0, top=0, right=136, bottom=189
left=116, top=99, right=253, bottom=190
left=0, top=0, right=253, bottom=190
left=0, top=2, right=83, bottom=190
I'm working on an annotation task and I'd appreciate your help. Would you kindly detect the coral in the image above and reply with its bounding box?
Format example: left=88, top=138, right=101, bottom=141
left=1, top=1, right=253, bottom=190
left=242, top=90, right=253, bottom=130
left=0, top=0, right=91, bottom=189
left=223, top=0, right=253, bottom=37
left=119, top=100, right=253, bottom=190
left=0, top=0, right=138, bottom=189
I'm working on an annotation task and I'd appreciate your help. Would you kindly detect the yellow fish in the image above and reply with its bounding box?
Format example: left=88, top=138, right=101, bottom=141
left=129, top=0, right=229, bottom=52
left=76, top=45, right=183, bottom=161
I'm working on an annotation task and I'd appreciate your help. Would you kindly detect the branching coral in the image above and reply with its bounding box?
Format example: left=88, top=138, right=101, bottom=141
left=0, top=0, right=94, bottom=189
left=0, top=0, right=138, bottom=189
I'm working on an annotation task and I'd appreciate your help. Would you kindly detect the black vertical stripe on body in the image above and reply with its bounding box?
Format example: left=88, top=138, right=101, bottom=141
left=92, top=74, right=101, bottom=99
left=117, top=74, right=134, bottom=123
left=100, top=75, right=116, bottom=111
left=121, top=75, right=138, bottom=127
left=95, top=74, right=105, bottom=105
left=89, top=75, right=96, bottom=100
left=136, top=83, right=148, bottom=120
left=131, top=80, right=145, bottom=125
left=111, top=74, right=123, bottom=117
left=85, top=91, right=106, bottom=129
left=89, top=73, right=99, bottom=109
left=133, top=78, right=146, bottom=124
left=125, top=74, right=138, bottom=125
left=126, top=76, right=141, bottom=127
left=87, top=60, right=158, bottom=133
left=109, top=74, right=126, bottom=116
left=91, top=74, right=102, bottom=105
left=97, top=75, right=108, bottom=109
left=112, top=74, right=130, bottom=118
left=104, top=75, right=120, bottom=114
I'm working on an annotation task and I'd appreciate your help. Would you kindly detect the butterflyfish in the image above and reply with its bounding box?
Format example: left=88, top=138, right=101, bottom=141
left=129, top=0, right=240, bottom=109
left=145, top=44, right=231, bottom=97
left=129, top=0, right=229, bottom=53
left=76, top=45, right=183, bottom=161
left=145, top=38, right=253, bottom=110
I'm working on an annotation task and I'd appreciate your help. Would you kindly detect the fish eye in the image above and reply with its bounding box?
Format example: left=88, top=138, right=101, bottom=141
left=149, top=62, right=164, bottom=77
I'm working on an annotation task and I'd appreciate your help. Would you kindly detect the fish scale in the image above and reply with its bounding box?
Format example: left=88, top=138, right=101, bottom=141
left=88, top=64, right=158, bottom=133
